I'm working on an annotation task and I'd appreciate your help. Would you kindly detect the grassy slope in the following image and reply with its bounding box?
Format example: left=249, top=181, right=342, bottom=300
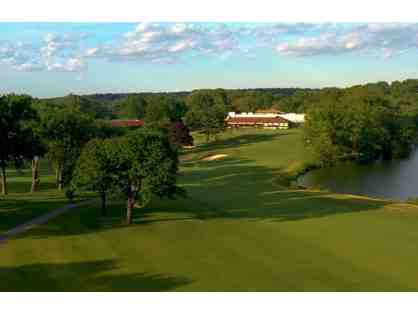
left=1, top=128, right=418, bottom=291
left=0, top=162, right=68, bottom=233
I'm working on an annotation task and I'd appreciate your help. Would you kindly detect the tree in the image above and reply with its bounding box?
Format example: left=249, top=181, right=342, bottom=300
left=168, top=121, right=194, bottom=148
left=304, top=87, right=417, bottom=165
left=115, top=129, right=185, bottom=224
left=0, top=94, right=40, bottom=194
left=72, top=138, right=119, bottom=215
left=144, top=95, right=187, bottom=128
left=94, top=120, right=127, bottom=139
left=45, top=94, right=114, bottom=119
left=185, top=89, right=230, bottom=142
left=279, top=90, right=319, bottom=113
left=122, top=95, right=147, bottom=119
left=29, top=131, right=47, bottom=193
left=231, top=91, right=274, bottom=112
left=38, top=104, right=95, bottom=190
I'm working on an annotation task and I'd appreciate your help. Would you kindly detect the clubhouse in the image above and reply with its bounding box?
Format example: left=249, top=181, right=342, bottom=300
left=225, top=112, right=291, bottom=130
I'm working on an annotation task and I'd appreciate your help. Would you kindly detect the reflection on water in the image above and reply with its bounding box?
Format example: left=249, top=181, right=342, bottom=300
left=298, top=149, right=418, bottom=200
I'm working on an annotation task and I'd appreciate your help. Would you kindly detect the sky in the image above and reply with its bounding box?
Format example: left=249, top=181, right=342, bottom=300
left=0, top=22, right=418, bottom=97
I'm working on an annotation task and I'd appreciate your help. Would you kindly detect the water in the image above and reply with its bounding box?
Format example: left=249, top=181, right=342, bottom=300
left=298, top=149, right=418, bottom=200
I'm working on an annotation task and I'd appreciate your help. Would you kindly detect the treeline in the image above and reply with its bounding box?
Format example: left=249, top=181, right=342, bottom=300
left=109, top=89, right=232, bottom=142
left=0, top=95, right=186, bottom=224
left=36, top=87, right=326, bottom=149
left=43, top=94, right=116, bottom=120
left=43, top=87, right=318, bottom=121
left=41, top=80, right=418, bottom=123
left=84, top=87, right=313, bottom=107
left=111, top=90, right=275, bottom=118
left=304, top=80, right=418, bottom=165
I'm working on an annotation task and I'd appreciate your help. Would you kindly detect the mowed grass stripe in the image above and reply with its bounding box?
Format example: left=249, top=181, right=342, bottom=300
left=1, top=129, right=418, bottom=291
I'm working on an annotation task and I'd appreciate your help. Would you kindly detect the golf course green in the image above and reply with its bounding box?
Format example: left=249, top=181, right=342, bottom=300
left=1, top=128, right=418, bottom=291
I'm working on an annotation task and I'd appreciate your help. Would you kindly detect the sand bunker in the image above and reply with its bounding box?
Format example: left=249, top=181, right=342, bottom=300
left=201, top=154, right=228, bottom=161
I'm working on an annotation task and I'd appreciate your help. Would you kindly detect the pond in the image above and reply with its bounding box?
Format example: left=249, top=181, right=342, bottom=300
left=298, top=148, right=418, bottom=200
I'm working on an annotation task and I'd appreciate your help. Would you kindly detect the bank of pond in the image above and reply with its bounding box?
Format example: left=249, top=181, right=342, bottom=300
left=298, top=147, right=418, bottom=201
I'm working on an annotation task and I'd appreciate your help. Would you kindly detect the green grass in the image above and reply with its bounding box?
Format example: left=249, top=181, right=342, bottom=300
left=1, top=128, right=418, bottom=291
left=0, top=162, right=68, bottom=233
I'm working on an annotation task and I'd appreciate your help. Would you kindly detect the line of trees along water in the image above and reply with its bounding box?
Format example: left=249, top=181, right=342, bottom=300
left=303, top=80, right=418, bottom=166
left=299, top=80, right=418, bottom=200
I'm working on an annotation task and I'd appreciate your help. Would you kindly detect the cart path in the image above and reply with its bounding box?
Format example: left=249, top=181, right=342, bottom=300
left=0, top=199, right=95, bottom=246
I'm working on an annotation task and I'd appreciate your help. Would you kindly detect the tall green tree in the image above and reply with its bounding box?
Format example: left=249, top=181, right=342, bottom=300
left=168, top=121, right=194, bottom=148
left=122, top=95, right=147, bottom=119
left=115, top=129, right=184, bottom=224
left=185, top=89, right=230, bottom=142
left=0, top=94, right=40, bottom=194
left=72, top=138, right=119, bottom=215
left=38, top=105, right=95, bottom=190
left=144, top=95, right=187, bottom=128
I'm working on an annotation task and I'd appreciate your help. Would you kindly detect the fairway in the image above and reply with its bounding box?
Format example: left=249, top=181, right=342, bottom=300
left=1, top=129, right=418, bottom=291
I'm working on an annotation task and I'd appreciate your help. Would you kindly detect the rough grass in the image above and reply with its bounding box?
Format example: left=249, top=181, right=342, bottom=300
left=1, top=128, right=418, bottom=291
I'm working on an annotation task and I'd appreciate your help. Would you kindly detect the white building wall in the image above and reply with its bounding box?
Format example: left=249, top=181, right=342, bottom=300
left=278, top=113, right=305, bottom=123
left=227, top=112, right=305, bottom=123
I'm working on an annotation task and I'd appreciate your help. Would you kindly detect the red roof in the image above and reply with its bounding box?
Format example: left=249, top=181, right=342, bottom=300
left=110, top=119, right=144, bottom=127
left=226, top=116, right=289, bottom=125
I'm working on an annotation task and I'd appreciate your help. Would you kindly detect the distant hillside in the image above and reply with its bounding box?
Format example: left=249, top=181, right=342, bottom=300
left=41, top=94, right=116, bottom=119
left=80, top=88, right=318, bottom=103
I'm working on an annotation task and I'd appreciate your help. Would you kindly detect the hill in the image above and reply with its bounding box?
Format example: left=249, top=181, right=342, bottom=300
left=77, top=88, right=317, bottom=103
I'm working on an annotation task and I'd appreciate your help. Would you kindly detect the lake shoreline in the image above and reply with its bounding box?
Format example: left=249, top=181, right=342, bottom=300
left=297, top=149, right=418, bottom=201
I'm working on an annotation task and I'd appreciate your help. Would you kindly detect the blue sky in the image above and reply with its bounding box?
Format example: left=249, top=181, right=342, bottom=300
left=0, top=22, right=418, bottom=97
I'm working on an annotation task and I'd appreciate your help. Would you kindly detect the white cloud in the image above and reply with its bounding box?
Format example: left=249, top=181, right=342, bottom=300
left=274, top=23, right=418, bottom=57
left=46, top=57, right=86, bottom=72
left=85, top=47, right=99, bottom=56
left=40, top=43, right=57, bottom=58
left=104, top=23, right=242, bottom=63
left=40, top=33, right=83, bottom=59
left=13, top=62, right=44, bottom=72
left=0, top=32, right=90, bottom=72
left=167, top=39, right=196, bottom=52
left=171, top=23, right=187, bottom=34
left=0, top=42, right=41, bottom=70
left=1, top=23, right=418, bottom=73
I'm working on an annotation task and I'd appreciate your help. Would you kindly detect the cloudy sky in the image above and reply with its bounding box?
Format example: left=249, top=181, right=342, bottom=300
left=1, top=22, right=418, bottom=97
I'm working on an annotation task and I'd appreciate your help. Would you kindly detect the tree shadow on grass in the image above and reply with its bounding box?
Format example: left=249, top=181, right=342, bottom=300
left=4, top=161, right=56, bottom=194
left=0, top=259, right=192, bottom=291
left=180, top=131, right=291, bottom=162
left=0, top=197, right=68, bottom=233
left=161, top=157, right=390, bottom=223
left=15, top=157, right=391, bottom=240
left=3, top=180, right=57, bottom=194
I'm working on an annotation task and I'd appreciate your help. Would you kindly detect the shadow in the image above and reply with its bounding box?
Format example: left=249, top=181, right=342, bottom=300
left=17, top=156, right=391, bottom=241
left=0, top=259, right=192, bottom=291
left=2, top=161, right=56, bottom=194
left=0, top=196, right=68, bottom=233
left=157, top=157, right=389, bottom=223
left=2, top=180, right=58, bottom=194
left=180, top=131, right=290, bottom=162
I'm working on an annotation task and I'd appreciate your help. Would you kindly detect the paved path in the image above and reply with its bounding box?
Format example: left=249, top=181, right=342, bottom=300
left=0, top=199, right=95, bottom=246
